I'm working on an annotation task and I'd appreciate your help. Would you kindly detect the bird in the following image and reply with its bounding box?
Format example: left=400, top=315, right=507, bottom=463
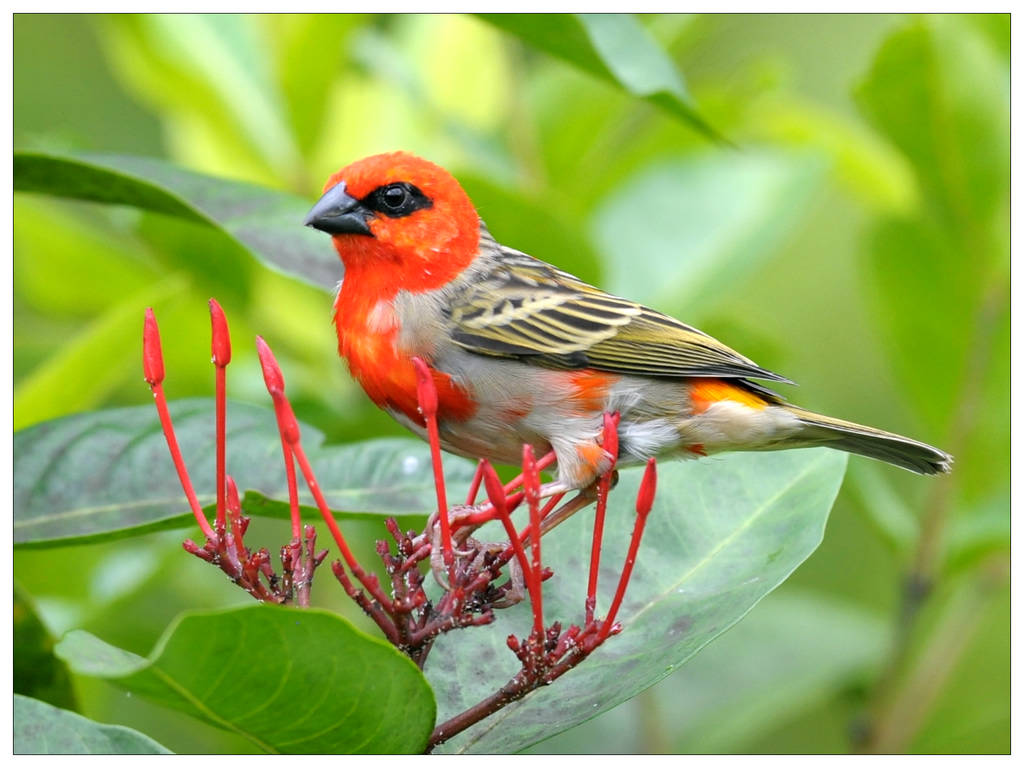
left=304, top=151, right=951, bottom=502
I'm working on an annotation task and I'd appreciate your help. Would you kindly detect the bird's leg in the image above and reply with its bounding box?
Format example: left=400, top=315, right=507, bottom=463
left=519, top=479, right=602, bottom=545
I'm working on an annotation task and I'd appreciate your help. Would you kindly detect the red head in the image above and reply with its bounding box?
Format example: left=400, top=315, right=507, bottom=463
left=305, top=151, right=480, bottom=294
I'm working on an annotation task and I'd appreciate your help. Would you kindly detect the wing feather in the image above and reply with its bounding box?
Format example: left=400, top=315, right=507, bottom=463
left=448, top=238, right=791, bottom=384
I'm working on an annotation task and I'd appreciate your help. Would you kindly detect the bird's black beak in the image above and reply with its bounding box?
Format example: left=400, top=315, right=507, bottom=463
left=303, top=181, right=373, bottom=236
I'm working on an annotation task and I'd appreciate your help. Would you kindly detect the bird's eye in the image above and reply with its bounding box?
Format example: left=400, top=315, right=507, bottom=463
left=364, top=182, right=433, bottom=218
left=381, top=184, right=408, bottom=210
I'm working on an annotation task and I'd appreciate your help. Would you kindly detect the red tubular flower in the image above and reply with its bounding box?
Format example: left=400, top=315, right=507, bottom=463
left=523, top=445, right=544, bottom=636
left=142, top=308, right=165, bottom=387
left=411, top=356, right=453, bottom=568
left=209, top=299, right=231, bottom=531
left=599, top=457, right=657, bottom=642
left=253, top=336, right=301, bottom=539
left=587, top=412, right=620, bottom=623
left=208, top=298, right=231, bottom=366
left=143, top=308, right=214, bottom=540
left=482, top=461, right=539, bottom=618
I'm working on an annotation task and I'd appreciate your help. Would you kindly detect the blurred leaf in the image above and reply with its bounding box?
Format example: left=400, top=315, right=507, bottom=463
left=14, top=588, right=76, bottom=711
left=966, top=13, right=1009, bottom=61
left=749, top=95, right=918, bottom=215
left=528, top=589, right=887, bottom=754
left=429, top=449, right=848, bottom=753
left=590, top=149, right=825, bottom=315
left=99, top=14, right=302, bottom=187
left=56, top=604, right=436, bottom=753
left=863, top=213, right=978, bottom=434
left=663, top=589, right=885, bottom=752
left=14, top=197, right=160, bottom=315
left=944, top=492, right=1009, bottom=576
left=344, top=21, right=515, bottom=181
left=13, top=275, right=187, bottom=430
left=480, top=13, right=724, bottom=142
left=15, top=398, right=478, bottom=547
left=14, top=151, right=338, bottom=291
left=845, top=461, right=919, bottom=554
left=854, top=16, right=1008, bottom=441
left=15, top=694, right=172, bottom=755
left=854, top=15, right=1008, bottom=232
left=266, top=14, right=365, bottom=157
left=409, top=15, right=513, bottom=133
left=459, top=172, right=602, bottom=286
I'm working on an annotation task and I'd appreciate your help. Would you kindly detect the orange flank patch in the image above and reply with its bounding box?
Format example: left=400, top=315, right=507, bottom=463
left=688, top=443, right=707, bottom=456
left=689, top=378, right=767, bottom=414
left=568, top=370, right=617, bottom=412
left=575, top=441, right=608, bottom=469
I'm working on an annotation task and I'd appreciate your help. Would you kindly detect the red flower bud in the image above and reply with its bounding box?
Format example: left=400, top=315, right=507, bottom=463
left=636, top=458, right=657, bottom=517
left=142, top=308, right=165, bottom=386
left=209, top=298, right=231, bottom=367
left=255, top=336, right=285, bottom=396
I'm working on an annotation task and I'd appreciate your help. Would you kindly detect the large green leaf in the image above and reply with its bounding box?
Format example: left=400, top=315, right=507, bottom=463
left=14, top=151, right=338, bottom=290
left=55, top=604, right=436, bottom=754
left=525, top=589, right=887, bottom=753
left=480, top=13, right=723, bottom=142
left=15, top=695, right=172, bottom=755
left=428, top=448, right=847, bottom=753
left=14, top=398, right=477, bottom=547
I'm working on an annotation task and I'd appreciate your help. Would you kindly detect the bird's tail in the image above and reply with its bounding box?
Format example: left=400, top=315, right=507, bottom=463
left=783, top=405, right=953, bottom=475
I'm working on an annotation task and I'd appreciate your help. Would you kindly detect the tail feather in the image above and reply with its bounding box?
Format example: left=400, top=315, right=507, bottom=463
left=785, top=406, right=953, bottom=475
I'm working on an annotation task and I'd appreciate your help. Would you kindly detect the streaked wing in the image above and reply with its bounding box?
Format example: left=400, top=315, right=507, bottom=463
left=449, top=243, right=791, bottom=384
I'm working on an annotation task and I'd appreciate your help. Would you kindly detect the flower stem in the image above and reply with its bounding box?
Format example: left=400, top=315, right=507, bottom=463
left=143, top=308, right=215, bottom=540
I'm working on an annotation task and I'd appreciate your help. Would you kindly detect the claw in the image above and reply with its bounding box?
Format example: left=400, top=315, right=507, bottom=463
left=429, top=515, right=452, bottom=590
left=493, top=557, right=526, bottom=608
left=427, top=503, right=484, bottom=590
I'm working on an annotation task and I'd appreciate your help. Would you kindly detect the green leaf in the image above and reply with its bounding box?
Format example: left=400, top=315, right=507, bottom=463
left=845, top=461, right=919, bottom=554
left=15, top=694, right=172, bottom=755
left=854, top=16, right=1008, bottom=229
left=268, top=15, right=366, bottom=154
left=14, top=398, right=477, bottom=547
left=429, top=448, right=848, bottom=753
left=99, top=15, right=302, bottom=185
left=479, top=13, right=724, bottom=142
left=526, top=589, right=887, bottom=753
left=854, top=18, right=1009, bottom=441
left=13, top=275, right=187, bottom=431
left=459, top=172, right=603, bottom=287
left=55, top=604, right=436, bottom=753
left=590, top=149, right=825, bottom=314
left=14, top=588, right=76, bottom=711
left=14, top=151, right=338, bottom=291
left=944, top=491, right=1010, bottom=576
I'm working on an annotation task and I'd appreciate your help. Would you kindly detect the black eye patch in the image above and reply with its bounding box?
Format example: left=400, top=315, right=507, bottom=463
left=362, top=182, right=433, bottom=218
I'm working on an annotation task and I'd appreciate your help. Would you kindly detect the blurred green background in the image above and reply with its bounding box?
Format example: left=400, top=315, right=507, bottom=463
left=14, top=13, right=1008, bottom=753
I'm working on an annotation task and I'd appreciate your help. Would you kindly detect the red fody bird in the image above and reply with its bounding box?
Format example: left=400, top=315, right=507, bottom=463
left=305, top=151, right=951, bottom=502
